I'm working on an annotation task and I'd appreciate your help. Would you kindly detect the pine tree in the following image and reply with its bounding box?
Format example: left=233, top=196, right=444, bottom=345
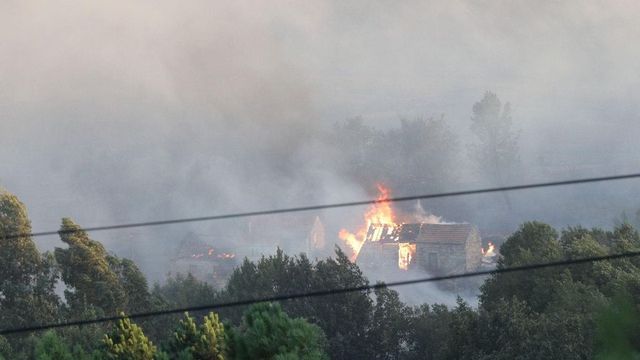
left=194, top=312, right=226, bottom=360
left=167, top=312, right=226, bottom=360
left=104, top=315, right=156, bottom=359
left=228, top=303, right=328, bottom=360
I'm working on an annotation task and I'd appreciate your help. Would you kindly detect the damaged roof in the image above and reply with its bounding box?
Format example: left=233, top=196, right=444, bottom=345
left=414, top=223, right=475, bottom=244
left=371, top=223, right=476, bottom=244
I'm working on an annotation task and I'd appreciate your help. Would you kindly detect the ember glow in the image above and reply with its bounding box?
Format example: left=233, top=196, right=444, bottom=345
left=398, top=243, right=416, bottom=270
left=481, top=242, right=496, bottom=257
left=192, top=248, right=236, bottom=260
left=339, top=184, right=399, bottom=262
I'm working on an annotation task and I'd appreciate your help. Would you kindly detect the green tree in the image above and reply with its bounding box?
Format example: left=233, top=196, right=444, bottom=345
left=447, top=298, right=479, bottom=360
left=306, top=248, right=373, bottom=359
left=34, top=331, right=73, bottom=360
left=166, top=313, right=199, bottom=358
left=480, top=222, right=562, bottom=312
left=55, top=218, right=125, bottom=314
left=596, top=293, right=640, bottom=359
left=560, top=227, right=612, bottom=288
left=112, top=258, right=151, bottom=314
left=406, top=303, right=453, bottom=360
left=366, top=286, right=411, bottom=360
left=104, top=315, right=157, bottom=360
left=152, top=273, right=217, bottom=310
left=404, top=298, right=478, bottom=360
left=221, top=248, right=372, bottom=359
left=55, top=218, right=151, bottom=315
left=474, top=298, right=539, bottom=360
left=196, top=312, right=226, bottom=360
left=166, top=312, right=226, bottom=360
left=0, top=335, right=11, bottom=360
left=57, top=306, right=111, bottom=357
left=0, top=190, right=59, bottom=341
left=227, top=303, right=327, bottom=360
left=536, top=273, right=607, bottom=360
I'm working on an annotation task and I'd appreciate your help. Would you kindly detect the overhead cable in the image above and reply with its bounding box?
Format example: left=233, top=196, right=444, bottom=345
left=2, top=249, right=639, bottom=335
left=3, top=172, right=639, bottom=240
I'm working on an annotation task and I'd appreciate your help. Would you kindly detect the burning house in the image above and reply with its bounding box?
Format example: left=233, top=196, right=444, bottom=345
left=357, top=222, right=482, bottom=274
left=340, top=184, right=490, bottom=275
left=168, top=232, right=238, bottom=288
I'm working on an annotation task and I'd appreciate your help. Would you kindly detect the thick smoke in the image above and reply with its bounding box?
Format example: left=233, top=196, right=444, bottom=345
left=1, top=1, right=640, bottom=299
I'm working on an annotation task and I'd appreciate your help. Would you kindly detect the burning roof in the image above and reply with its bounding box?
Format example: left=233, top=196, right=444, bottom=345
left=172, top=232, right=236, bottom=261
left=365, top=222, right=476, bottom=244
left=339, top=184, right=484, bottom=272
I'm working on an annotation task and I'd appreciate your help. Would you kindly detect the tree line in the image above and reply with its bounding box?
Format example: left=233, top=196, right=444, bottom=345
left=326, top=91, right=519, bottom=197
left=2, top=186, right=640, bottom=359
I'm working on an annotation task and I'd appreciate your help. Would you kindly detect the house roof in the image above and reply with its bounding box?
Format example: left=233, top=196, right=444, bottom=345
left=173, top=232, right=236, bottom=261
left=174, top=232, right=212, bottom=259
left=414, top=223, right=475, bottom=244
left=370, top=222, right=476, bottom=244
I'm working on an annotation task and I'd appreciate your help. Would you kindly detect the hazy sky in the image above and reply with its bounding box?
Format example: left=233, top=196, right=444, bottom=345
left=3, top=1, right=638, bottom=148
left=1, top=1, right=639, bottom=280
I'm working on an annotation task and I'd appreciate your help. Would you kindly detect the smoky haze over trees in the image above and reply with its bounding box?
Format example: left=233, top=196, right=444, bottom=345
left=2, top=1, right=640, bottom=283
left=2, top=188, right=640, bottom=358
left=469, top=91, right=520, bottom=184
left=1, top=5, right=640, bottom=353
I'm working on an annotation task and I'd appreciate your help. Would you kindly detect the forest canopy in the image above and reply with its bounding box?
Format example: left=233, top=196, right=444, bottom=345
left=2, top=190, right=640, bottom=359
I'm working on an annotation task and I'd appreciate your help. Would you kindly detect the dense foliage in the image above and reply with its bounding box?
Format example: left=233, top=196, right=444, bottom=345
left=2, top=189, right=640, bottom=359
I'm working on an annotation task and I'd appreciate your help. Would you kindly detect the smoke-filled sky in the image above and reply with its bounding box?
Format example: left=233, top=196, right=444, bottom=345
left=2, top=0, right=640, bottom=282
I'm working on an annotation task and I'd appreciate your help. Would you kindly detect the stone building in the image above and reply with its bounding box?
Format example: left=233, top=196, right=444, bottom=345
left=243, top=214, right=327, bottom=260
left=168, top=232, right=238, bottom=288
left=358, top=223, right=482, bottom=275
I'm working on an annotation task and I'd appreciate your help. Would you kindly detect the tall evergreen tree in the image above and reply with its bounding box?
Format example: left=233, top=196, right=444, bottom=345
left=166, top=312, right=226, bottom=360
left=55, top=218, right=126, bottom=314
left=0, top=190, right=59, bottom=329
left=55, top=218, right=151, bottom=315
left=104, top=315, right=157, bottom=360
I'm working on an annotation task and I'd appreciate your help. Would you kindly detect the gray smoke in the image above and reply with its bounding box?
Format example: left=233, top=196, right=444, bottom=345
left=2, top=1, right=639, bottom=299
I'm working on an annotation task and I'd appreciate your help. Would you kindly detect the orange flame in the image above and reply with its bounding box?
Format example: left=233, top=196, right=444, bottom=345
left=191, top=247, right=235, bottom=260
left=339, top=184, right=398, bottom=262
left=398, top=243, right=416, bottom=270
left=481, top=242, right=496, bottom=257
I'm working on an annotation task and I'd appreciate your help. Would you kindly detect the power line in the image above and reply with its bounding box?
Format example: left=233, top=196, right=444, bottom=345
left=3, top=172, right=640, bottom=241
left=2, top=249, right=640, bottom=336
